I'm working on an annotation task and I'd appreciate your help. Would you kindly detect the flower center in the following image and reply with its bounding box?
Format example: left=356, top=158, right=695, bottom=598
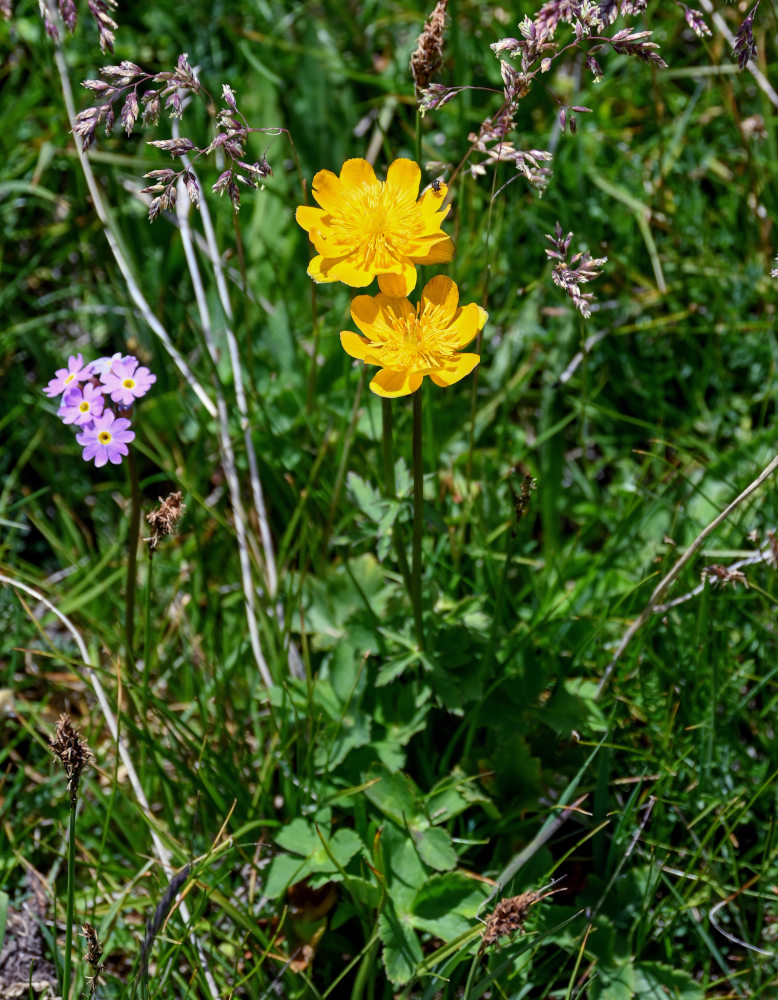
left=373, top=305, right=454, bottom=374
left=65, top=373, right=76, bottom=385
left=338, top=182, right=417, bottom=271
left=98, top=430, right=113, bottom=445
left=79, top=400, right=90, bottom=413
left=122, top=378, right=136, bottom=390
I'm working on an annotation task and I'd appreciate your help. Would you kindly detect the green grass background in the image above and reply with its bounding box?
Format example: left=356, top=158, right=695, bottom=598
left=2, top=0, right=778, bottom=997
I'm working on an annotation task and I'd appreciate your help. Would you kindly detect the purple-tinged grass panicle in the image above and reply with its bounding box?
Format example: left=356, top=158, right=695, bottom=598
left=420, top=0, right=676, bottom=197
left=675, top=1, right=711, bottom=39
left=545, top=222, right=607, bottom=319
left=733, top=1, right=759, bottom=70
left=410, top=0, right=449, bottom=95
left=73, top=57, right=278, bottom=219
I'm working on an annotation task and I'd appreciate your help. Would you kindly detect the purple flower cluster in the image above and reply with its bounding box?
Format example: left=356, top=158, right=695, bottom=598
left=44, top=352, right=156, bottom=467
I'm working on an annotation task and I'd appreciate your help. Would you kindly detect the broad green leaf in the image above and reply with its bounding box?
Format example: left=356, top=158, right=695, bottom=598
left=411, top=872, right=489, bottom=941
left=365, top=766, right=420, bottom=825
left=379, top=904, right=424, bottom=986
left=413, top=826, right=456, bottom=872
left=275, top=818, right=320, bottom=856
left=633, top=962, right=704, bottom=999
left=381, top=822, right=427, bottom=913
left=588, top=960, right=635, bottom=1000
left=263, top=854, right=310, bottom=899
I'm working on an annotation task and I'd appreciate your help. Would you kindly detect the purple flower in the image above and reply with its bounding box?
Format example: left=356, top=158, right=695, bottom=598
left=100, top=356, right=156, bottom=406
left=88, top=352, right=133, bottom=377
left=43, top=353, right=90, bottom=398
left=76, top=410, right=135, bottom=467
left=58, top=383, right=106, bottom=426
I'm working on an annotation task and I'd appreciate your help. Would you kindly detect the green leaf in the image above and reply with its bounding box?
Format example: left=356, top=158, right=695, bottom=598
left=633, top=962, right=704, bottom=1000
left=588, top=960, right=635, bottom=1000
left=379, top=903, right=424, bottom=986
left=381, top=822, right=427, bottom=913
left=413, top=826, right=456, bottom=872
left=263, top=854, right=310, bottom=899
left=365, top=766, right=420, bottom=825
left=275, top=818, right=320, bottom=856
left=411, top=872, right=489, bottom=940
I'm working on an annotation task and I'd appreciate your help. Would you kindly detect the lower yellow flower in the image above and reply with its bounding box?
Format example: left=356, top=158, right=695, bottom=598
left=340, top=275, right=487, bottom=398
left=296, top=158, right=454, bottom=294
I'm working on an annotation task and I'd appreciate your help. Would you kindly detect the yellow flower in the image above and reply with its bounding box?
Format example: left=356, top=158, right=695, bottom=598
left=296, top=158, right=454, bottom=294
left=340, top=275, right=487, bottom=398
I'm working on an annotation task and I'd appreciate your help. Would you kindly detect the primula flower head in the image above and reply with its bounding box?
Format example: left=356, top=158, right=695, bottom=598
left=58, top=383, right=106, bottom=426
left=76, top=410, right=135, bottom=467
left=296, top=158, right=454, bottom=295
left=43, top=353, right=90, bottom=398
left=340, top=275, right=487, bottom=398
left=101, top=357, right=157, bottom=407
left=88, top=352, right=133, bottom=377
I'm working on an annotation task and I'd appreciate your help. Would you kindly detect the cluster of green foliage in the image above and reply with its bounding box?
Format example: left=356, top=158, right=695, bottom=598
left=2, top=0, right=778, bottom=998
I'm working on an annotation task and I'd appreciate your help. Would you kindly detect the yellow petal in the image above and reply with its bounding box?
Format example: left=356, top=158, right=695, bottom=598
left=421, top=275, right=459, bottom=318
left=446, top=303, right=488, bottom=349
left=386, top=158, right=421, bottom=199
left=340, top=158, right=377, bottom=189
left=410, top=235, right=455, bottom=265
left=296, top=205, right=326, bottom=233
left=428, top=353, right=480, bottom=387
left=377, top=273, right=409, bottom=298
left=307, top=255, right=339, bottom=284
left=327, top=259, right=376, bottom=288
left=418, top=184, right=449, bottom=217
left=370, top=368, right=424, bottom=398
left=311, top=169, right=343, bottom=212
left=340, top=331, right=370, bottom=360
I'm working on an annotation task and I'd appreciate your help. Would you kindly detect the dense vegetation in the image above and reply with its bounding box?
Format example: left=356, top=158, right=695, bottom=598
left=2, top=0, right=778, bottom=997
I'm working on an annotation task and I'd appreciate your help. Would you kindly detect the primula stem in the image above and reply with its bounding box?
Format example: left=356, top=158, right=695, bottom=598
left=411, top=389, right=425, bottom=649
left=63, top=800, right=77, bottom=1000
left=126, top=450, right=142, bottom=664
left=141, top=546, right=154, bottom=719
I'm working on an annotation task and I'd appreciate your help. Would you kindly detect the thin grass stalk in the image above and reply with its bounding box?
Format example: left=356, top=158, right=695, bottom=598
left=175, top=185, right=273, bottom=686
left=126, top=450, right=141, bottom=665
left=411, top=389, right=425, bottom=648
left=48, top=36, right=216, bottom=420
left=62, top=802, right=77, bottom=1000
left=177, top=147, right=278, bottom=597
left=1, top=573, right=220, bottom=1000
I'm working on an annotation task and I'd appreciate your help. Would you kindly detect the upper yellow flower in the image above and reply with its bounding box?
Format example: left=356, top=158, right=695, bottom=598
left=340, top=275, right=487, bottom=397
left=296, top=158, right=455, bottom=294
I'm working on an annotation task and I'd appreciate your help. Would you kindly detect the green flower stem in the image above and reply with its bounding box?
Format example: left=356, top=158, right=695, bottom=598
left=141, top=545, right=154, bottom=720
left=381, top=398, right=396, bottom=496
left=381, top=399, right=413, bottom=599
left=63, top=800, right=77, bottom=1000
left=126, top=450, right=141, bottom=665
left=411, top=389, right=425, bottom=649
